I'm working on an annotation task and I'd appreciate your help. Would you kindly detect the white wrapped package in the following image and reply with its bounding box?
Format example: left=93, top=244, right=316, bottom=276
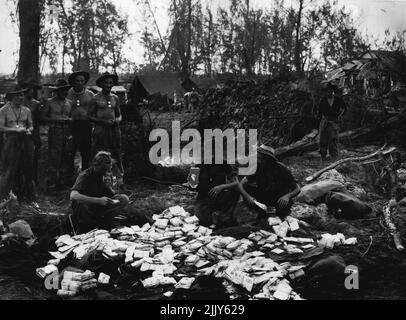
left=36, top=264, right=58, bottom=279
left=273, top=221, right=290, bottom=238
left=268, top=217, right=282, bottom=226
left=286, top=217, right=300, bottom=232
left=184, top=216, right=199, bottom=224
left=142, top=276, right=176, bottom=288
left=273, top=280, right=292, bottom=300
left=169, top=206, right=189, bottom=217
left=175, top=277, right=195, bottom=289
left=344, top=237, right=358, bottom=245
left=98, top=272, right=110, bottom=284
left=170, top=217, right=183, bottom=227
left=155, top=219, right=169, bottom=229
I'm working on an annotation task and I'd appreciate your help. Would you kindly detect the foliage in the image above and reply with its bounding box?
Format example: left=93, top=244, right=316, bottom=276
left=139, top=0, right=371, bottom=77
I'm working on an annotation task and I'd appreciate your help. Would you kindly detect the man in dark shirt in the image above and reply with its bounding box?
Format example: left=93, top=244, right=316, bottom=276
left=70, top=151, right=130, bottom=233
left=318, top=83, right=347, bottom=160
left=238, top=145, right=300, bottom=220
left=195, top=163, right=240, bottom=228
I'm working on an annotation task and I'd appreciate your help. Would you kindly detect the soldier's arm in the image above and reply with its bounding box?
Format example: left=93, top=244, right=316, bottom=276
left=40, top=100, right=52, bottom=123
left=26, top=108, right=34, bottom=133
left=114, top=96, right=122, bottom=123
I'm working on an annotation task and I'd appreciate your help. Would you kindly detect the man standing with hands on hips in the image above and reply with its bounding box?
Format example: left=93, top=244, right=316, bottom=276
left=67, top=71, right=94, bottom=171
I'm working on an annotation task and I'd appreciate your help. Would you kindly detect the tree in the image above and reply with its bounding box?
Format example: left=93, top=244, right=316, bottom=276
left=294, top=0, right=305, bottom=75
left=17, top=0, right=42, bottom=83
left=51, top=0, right=128, bottom=73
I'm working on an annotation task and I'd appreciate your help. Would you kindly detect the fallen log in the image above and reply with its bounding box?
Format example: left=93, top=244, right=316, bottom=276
left=275, top=127, right=369, bottom=159
left=304, top=145, right=397, bottom=183
left=275, top=113, right=405, bottom=160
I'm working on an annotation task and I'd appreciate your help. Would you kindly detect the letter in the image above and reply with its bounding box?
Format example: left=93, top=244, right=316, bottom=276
left=44, top=271, right=59, bottom=290
left=179, top=306, right=188, bottom=315
left=344, top=265, right=359, bottom=290
left=236, top=129, right=257, bottom=175
left=203, top=128, right=235, bottom=164
left=149, top=129, right=169, bottom=164
left=160, top=306, right=166, bottom=315
left=181, top=128, right=201, bottom=164
left=172, top=121, right=181, bottom=164
left=187, top=307, right=194, bottom=318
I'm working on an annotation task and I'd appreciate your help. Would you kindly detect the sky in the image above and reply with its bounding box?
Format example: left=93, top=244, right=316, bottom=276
left=0, top=0, right=406, bottom=75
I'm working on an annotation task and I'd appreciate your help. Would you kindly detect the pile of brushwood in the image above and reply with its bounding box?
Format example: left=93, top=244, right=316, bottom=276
left=197, top=77, right=401, bottom=147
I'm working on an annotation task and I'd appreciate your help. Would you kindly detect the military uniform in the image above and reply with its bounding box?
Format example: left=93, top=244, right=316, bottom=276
left=89, top=91, right=124, bottom=179
left=24, top=97, right=42, bottom=184
left=42, top=96, right=74, bottom=189
left=0, top=102, right=34, bottom=200
left=318, top=95, right=347, bottom=159
left=67, top=88, right=94, bottom=170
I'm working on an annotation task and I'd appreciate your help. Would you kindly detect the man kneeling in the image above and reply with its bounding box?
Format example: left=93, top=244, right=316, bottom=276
left=70, top=151, right=131, bottom=233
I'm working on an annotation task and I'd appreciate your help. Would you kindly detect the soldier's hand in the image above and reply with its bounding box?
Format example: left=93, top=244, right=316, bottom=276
left=277, top=195, right=290, bottom=209
left=98, top=196, right=114, bottom=206
left=15, top=126, right=26, bottom=133
left=209, top=185, right=225, bottom=199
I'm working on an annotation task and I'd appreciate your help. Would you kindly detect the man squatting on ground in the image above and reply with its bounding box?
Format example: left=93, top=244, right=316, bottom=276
left=88, top=73, right=124, bottom=185
left=67, top=71, right=95, bottom=171
left=0, top=85, right=35, bottom=201
left=195, top=145, right=300, bottom=227
left=70, top=151, right=139, bottom=233
left=318, top=83, right=347, bottom=160
left=41, top=79, right=74, bottom=191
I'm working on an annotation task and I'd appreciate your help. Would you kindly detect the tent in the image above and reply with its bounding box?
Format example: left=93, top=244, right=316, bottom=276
left=129, top=72, right=186, bottom=105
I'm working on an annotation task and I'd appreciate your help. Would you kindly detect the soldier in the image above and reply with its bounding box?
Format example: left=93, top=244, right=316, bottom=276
left=21, top=80, right=42, bottom=186
left=67, top=71, right=94, bottom=171
left=318, top=83, right=347, bottom=160
left=70, top=151, right=130, bottom=233
left=41, top=79, right=74, bottom=192
left=0, top=85, right=35, bottom=201
left=88, top=73, right=124, bottom=185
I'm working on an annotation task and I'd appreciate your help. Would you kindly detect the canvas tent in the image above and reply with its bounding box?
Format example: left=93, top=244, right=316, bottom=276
left=129, top=72, right=186, bottom=105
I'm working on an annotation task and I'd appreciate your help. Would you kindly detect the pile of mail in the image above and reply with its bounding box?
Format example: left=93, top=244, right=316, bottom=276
left=38, top=205, right=358, bottom=300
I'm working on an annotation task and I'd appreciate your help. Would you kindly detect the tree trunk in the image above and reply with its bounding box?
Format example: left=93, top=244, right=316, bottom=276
left=185, top=0, right=192, bottom=78
left=17, top=0, right=41, bottom=84
left=294, top=0, right=304, bottom=76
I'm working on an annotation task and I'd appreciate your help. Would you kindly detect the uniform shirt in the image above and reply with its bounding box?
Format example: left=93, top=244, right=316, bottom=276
left=42, top=96, right=73, bottom=121
left=88, top=91, right=121, bottom=122
left=246, top=157, right=297, bottom=206
left=67, top=88, right=94, bottom=120
left=318, top=95, right=347, bottom=122
left=0, top=102, right=33, bottom=129
left=71, top=167, right=114, bottom=199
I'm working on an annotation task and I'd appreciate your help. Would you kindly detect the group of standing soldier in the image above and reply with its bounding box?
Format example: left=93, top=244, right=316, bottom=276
left=0, top=71, right=124, bottom=201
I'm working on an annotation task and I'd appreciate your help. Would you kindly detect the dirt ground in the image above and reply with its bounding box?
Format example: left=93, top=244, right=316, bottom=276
left=1, top=141, right=406, bottom=300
